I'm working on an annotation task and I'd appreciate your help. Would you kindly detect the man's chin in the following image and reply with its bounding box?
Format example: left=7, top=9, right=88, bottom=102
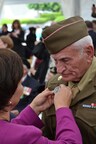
left=62, top=77, right=71, bottom=82
left=62, top=76, right=79, bottom=82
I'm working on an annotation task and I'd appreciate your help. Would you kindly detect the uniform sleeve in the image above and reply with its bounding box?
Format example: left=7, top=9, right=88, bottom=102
left=25, top=108, right=82, bottom=144
left=11, top=106, right=43, bottom=129
left=55, top=108, right=82, bottom=144
left=10, top=107, right=82, bottom=144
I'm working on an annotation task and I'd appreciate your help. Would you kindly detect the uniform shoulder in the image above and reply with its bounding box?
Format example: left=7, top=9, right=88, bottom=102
left=46, top=74, right=67, bottom=90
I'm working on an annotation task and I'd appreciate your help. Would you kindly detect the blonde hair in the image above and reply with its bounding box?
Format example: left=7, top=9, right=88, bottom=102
left=0, top=35, right=14, bottom=49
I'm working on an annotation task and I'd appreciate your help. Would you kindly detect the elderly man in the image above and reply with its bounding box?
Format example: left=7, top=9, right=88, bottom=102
left=42, top=16, right=96, bottom=144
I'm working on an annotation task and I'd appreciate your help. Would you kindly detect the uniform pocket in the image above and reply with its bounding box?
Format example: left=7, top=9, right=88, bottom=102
left=75, top=107, right=96, bottom=127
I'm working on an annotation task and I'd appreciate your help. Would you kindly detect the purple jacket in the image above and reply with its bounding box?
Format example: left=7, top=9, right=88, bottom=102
left=0, top=106, right=82, bottom=144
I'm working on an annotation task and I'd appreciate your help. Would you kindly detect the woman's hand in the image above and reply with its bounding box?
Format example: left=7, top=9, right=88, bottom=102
left=11, top=32, right=18, bottom=38
left=30, top=88, right=54, bottom=115
left=54, top=84, right=72, bottom=110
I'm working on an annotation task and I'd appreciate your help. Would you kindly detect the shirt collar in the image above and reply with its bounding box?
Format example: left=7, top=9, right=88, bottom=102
left=68, top=57, right=96, bottom=91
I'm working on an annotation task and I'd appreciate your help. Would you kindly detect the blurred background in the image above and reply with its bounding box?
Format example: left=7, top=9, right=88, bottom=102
left=0, top=0, right=96, bottom=30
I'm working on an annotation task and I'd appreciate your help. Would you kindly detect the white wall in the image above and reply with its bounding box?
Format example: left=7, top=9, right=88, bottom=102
left=61, top=0, right=96, bottom=20
left=1, top=0, right=96, bottom=21
left=81, top=0, right=96, bottom=20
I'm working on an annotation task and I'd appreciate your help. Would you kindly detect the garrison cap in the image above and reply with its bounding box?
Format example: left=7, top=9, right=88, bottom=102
left=42, top=16, right=88, bottom=54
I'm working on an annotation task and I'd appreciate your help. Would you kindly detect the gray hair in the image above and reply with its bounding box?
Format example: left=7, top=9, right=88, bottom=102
left=70, top=35, right=93, bottom=56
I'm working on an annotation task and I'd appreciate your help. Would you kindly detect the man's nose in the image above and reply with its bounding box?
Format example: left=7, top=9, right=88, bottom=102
left=57, top=62, right=66, bottom=74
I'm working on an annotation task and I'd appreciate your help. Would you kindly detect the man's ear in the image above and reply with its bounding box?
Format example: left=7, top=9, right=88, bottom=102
left=85, top=45, right=94, bottom=57
left=84, top=46, right=94, bottom=63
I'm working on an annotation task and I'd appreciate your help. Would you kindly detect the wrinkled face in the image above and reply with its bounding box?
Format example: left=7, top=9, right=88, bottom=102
left=52, top=46, right=93, bottom=82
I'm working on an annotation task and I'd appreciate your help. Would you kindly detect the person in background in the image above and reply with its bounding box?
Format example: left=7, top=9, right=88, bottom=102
left=0, top=24, right=10, bottom=36
left=42, top=16, right=96, bottom=144
left=15, top=58, right=45, bottom=112
left=31, top=41, right=50, bottom=84
left=0, top=49, right=82, bottom=144
left=26, top=27, right=36, bottom=51
left=10, top=19, right=25, bottom=42
left=91, top=4, right=96, bottom=18
left=10, top=19, right=26, bottom=59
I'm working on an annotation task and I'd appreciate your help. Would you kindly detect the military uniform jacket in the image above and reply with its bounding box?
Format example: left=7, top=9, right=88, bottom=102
left=42, top=57, right=96, bottom=144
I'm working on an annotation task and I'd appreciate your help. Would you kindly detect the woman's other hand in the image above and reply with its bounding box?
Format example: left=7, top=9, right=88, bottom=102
left=54, top=84, right=72, bottom=110
left=30, top=88, right=54, bottom=115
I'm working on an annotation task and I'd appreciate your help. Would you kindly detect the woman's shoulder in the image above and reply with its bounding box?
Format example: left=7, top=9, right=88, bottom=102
left=0, top=120, right=42, bottom=144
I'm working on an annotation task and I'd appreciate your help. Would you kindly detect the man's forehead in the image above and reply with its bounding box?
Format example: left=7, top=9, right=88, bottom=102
left=52, top=46, right=73, bottom=59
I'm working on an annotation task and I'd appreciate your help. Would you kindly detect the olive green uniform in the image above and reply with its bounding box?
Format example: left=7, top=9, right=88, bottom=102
left=42, top=57, right=96, bottom=144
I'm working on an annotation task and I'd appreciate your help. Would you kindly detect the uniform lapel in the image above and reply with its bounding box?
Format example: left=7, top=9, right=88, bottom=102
left=71, top=79, right=96, bottom=106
